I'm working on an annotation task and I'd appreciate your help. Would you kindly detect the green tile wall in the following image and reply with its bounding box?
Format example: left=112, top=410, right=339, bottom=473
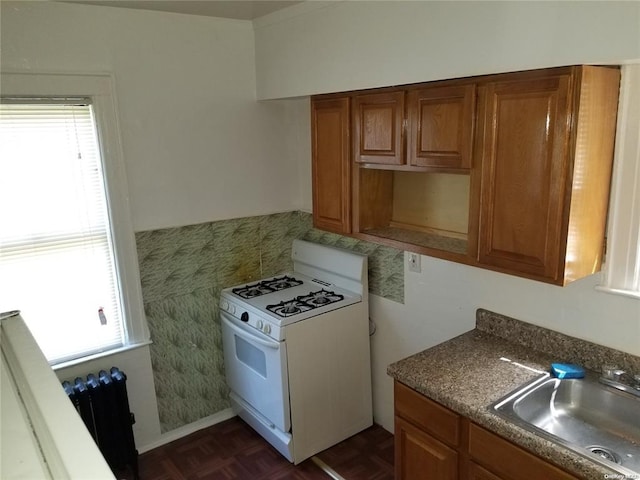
left=135, top=211, right=403, bottom=432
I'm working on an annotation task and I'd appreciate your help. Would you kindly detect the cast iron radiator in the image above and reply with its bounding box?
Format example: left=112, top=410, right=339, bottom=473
left=62, top=367, right=139, bottom=479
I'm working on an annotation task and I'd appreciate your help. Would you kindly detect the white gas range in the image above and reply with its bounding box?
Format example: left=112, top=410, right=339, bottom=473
left=221, top=273, right=361, bottom=340
left=220, top=239, right=373, bottom=464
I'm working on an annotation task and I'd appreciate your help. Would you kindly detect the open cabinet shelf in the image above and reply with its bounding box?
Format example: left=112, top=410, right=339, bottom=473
left=354, top=168, right=471, bottom=258
left=360, top=227, right=468, bottom=255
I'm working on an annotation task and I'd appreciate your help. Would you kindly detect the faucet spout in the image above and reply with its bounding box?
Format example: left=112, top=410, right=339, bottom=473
left=599, top=366, right=640, bottom=397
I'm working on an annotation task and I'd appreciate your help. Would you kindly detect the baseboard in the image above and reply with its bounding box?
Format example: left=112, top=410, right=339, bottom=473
left=138, top=408, right=235, bottom=453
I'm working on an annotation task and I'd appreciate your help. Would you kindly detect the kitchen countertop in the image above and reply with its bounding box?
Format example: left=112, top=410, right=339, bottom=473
left=387, top=309, right=640, bottom=480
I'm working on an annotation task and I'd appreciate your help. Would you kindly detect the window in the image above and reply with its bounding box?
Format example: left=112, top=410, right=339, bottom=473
left=599, top=64, right=640, bottom=299
left=0, top=73, right=149, bottom=365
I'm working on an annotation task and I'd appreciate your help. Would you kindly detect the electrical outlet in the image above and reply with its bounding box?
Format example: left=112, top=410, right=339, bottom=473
left=408, top=252, right=421, bottom=273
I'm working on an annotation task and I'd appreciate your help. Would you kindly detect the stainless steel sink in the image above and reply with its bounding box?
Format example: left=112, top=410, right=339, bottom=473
left=491, top=374, right=640, bottom=476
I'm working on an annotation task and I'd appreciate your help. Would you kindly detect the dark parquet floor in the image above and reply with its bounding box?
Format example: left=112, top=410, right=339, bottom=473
left=117, top=416, right=394, bottom=480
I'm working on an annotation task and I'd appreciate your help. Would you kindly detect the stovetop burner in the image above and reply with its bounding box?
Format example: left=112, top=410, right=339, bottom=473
left=267, top=289, right=345, bottom=318
left=232, top=275, right=303, bottom=299
left=297, top=290, right=344, bottom=307
left=268, top=299, right=314, bottom=317
left=263, top=276, right=303, bottom=291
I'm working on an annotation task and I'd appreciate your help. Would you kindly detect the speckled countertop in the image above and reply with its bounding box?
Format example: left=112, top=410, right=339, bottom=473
left=388, top=309, right=640, bottom=480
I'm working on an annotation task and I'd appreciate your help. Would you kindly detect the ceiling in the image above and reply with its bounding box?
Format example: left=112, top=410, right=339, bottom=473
left=59, top=1, right=303, bottom=20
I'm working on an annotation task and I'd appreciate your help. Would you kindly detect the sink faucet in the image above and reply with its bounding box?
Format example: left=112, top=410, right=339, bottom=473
left=599, top=366, right=640, bottom=398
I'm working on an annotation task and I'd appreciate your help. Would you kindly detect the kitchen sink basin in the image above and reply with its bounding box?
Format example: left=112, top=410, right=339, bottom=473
left=491, top=374, right=640, bottom=476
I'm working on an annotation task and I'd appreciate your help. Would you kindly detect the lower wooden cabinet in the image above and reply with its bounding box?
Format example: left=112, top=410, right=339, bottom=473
left=394, top=381, right=580, bottom=480
left=468, top=423, right=579, bottom=480
left=394, top=382, right=460, bottom=480
left=395, top=416, right=458, bottom=480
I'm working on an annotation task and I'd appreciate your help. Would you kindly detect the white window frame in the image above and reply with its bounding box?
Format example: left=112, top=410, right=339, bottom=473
left=598, top=63, right=640, bottom=299
left=1, top=72, right=150, bottom=365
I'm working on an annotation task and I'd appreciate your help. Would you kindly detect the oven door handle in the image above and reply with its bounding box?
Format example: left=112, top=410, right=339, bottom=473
left=221, top=314, right=280, bottom=350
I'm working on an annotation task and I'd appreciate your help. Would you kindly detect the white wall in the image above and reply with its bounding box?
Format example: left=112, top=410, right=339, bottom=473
left=1, top=1, right=300, bottom=232
left=280, top=97, right=313, bottom=213
left=0, top=0, right=302, bottom=449
left=255, top=1, right=640, bottom=99
left=255, top=1, right=640, bottom=432
left=370, top=257, right=640, bottom=431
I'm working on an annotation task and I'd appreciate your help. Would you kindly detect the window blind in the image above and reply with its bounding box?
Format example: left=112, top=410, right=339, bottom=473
left=0, top=102, right=126, bottom=363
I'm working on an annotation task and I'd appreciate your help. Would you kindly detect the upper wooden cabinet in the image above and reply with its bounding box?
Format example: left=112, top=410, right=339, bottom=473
left=353, top=84, right=475, bottom=170
left=310, top=65, right=620, bottom=285
left=353, top=91, right=405, bottom=165
left=311, top=97, right=351, bottom=234
left=407, top=84, right=475, bottom=169
left=473, top=66, right=620, bottom=284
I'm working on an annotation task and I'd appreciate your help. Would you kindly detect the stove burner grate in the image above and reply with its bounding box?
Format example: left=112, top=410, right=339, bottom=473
left=266, top=289, right=345, bottom=318
left=298, top=289, right=344, bottom=308
left=267, top=300, right=314, bottom=317
left=232, top=275, right=303, bottom=299
left=262, top=276, right=303, bottom=291
left=232, top=282, right=273, bottom=299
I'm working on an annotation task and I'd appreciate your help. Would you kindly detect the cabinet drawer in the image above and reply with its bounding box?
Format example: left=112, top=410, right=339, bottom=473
left=394, top=381, right=460, bottom=447
left=469, top=423, right=579, bottom=480
left=468, top=462, right=502, bottom=480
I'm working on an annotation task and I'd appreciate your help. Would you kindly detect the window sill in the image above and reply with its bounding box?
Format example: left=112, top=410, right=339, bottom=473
left=595, top=285, right=640, bottom=301
left=51, top=340, right=153, bottom=371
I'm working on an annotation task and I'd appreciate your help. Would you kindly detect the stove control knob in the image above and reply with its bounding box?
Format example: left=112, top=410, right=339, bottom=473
left=257, top=320, right=263, bottom=329
left=264, top=324, right=271, bottom=334
left=230, top=305, right=236, bottom=314
left=240, top=312, right=249, bottom=322
left=220, top=300, right=229, bottom=311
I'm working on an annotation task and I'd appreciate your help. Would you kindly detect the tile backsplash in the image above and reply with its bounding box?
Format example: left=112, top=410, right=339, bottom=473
left=135, top=211, right=403, bottom=432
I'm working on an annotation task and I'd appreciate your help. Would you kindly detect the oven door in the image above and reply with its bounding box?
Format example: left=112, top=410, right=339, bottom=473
left=220, top=311, right=290, bottom=432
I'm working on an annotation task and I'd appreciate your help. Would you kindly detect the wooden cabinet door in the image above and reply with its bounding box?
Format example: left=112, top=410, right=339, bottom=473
left=311, top=97, right=351, bottom=234
left=353, top=91, right=405, bottom=165
left=475, top=72, right=572, bottom=281
left=408, top=84, right=475, bottom=169
left=395, top=416, right=458, bottom=480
